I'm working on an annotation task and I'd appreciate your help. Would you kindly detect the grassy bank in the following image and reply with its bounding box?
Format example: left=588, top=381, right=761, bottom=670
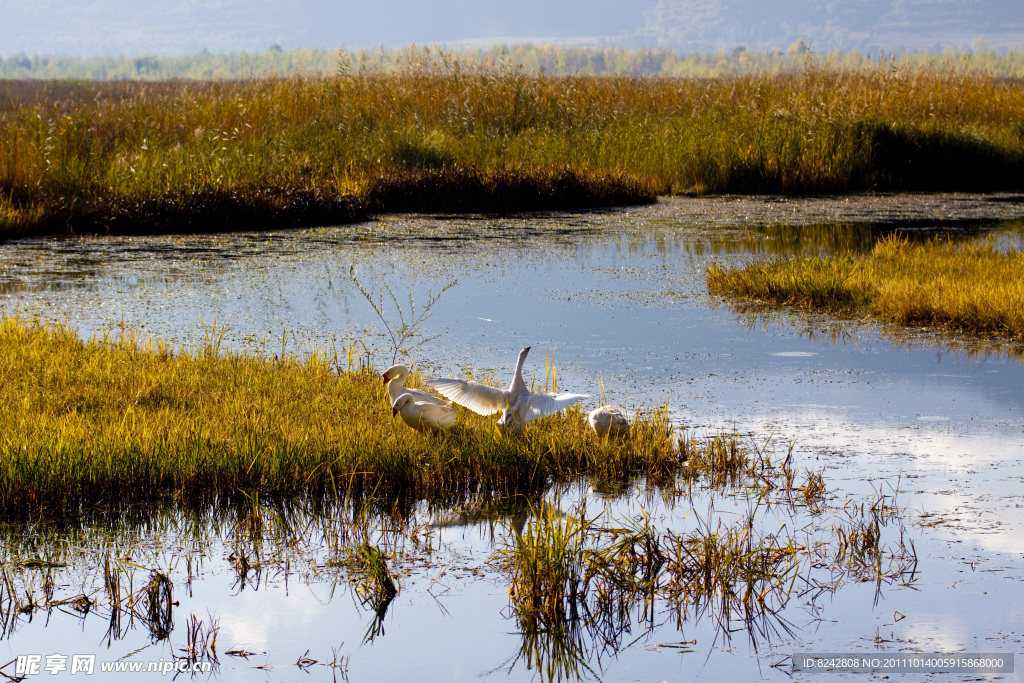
left=3, top=61, right=1024, bottom=238
left=706, top=235, right=1024, bottom=342
left=0, top=316, right=694, bottom=519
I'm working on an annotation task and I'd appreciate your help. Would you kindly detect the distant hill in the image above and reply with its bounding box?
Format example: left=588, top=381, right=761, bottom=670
left=636, top=0, right=1024, bottom=53
left=1, top=0, right=1022, bottom=58
left=0, top=0, right=657, bottom=57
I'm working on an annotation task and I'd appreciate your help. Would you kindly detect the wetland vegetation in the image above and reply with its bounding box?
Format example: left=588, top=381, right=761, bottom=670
left=0, top=314, right=691, bottom=517
left=0, top=195, right=1018, bottom=679
left=3, top=50, right=1024, bottom=238
left=0, top=392, right=919, bottom=680
left=1, top=45, right=1022, bottom=678
left=0, top=311, right=926, bottom=678
left=706, top=233, right=1024, bottom=345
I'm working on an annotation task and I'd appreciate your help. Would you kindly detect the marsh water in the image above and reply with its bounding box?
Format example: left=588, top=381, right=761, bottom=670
left=1, top=194, right=1023, bottom=681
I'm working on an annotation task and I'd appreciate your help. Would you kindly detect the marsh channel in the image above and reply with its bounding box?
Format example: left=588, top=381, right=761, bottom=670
left=1, top=194, right=1023, bottom=682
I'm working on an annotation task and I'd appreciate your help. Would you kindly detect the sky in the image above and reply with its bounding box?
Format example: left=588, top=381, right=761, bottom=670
left=1, top=0, right=1022, bottom=58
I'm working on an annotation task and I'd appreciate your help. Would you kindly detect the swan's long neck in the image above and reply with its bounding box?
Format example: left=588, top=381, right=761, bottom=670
left=386, top=366, right=410, bottom=402
left=508, top=346, right=530, bottom=396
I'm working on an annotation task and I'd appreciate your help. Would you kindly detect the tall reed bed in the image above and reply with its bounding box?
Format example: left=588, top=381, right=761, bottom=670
left=2, top=62, right=1023, bottom=237
left=0, top=316, right=688, bottom=518
left=706, top=235, right=1024, bottom=342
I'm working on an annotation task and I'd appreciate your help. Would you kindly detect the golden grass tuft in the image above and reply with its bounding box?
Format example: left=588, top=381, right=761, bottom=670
left=706, top=235, right=1024, bottom=342
left=0, top=316, right=689, bottom=518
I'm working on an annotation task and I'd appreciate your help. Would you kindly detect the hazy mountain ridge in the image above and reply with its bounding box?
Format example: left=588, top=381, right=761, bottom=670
left=638, top=0, right=1024, bottom=53
left=1, top=0, right=1021, bottom=58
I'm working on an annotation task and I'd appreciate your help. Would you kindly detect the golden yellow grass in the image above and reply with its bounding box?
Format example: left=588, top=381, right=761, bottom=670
left=0, top=316, right=688, bottom=517
left=706, top=235, right=1024, bottom=342
left=2, top=63, right=1023, bottom=236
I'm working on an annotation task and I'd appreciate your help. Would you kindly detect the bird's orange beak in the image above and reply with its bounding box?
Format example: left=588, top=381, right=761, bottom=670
left=381, top=373, right=389, bottom=385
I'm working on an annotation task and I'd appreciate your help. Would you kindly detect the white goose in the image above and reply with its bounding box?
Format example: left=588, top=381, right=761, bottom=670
left=391, top=394, right=458, bottom=432
left=426, top=346, right=587, bottom=434
left=382, top=364, right=451, bottom=407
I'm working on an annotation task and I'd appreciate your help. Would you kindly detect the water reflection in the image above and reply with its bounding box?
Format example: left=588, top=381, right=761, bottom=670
left=3, top=196, right=1024, bottom=297
left=1, top=194, right=1023, bottom=680
left=0, top=463, right=921, bottom=682
left=730, top=304, right=1024, bottom=362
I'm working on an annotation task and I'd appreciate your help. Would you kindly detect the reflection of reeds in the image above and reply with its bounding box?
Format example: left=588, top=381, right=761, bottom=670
left=662, top=505, right=800, bottom=646
left=0, top=500, right=398, bottom=651
left=502, top=500, right=592, bottom=627
left=179, top=612, right=220, bottom=666
left=498, top=500, right=665, bottom=680
left=510, top=614, right=598, bottom=683
left=0, top=563, right=22, bottom=638
left=97, top=556, right=178, bottom=642
left=324, top=505, right=402, bottom=643
left=141, top=570, right=174, bottom=640
left=497, top=467, right=919, bottom=672
left=828, top=489, right=919, bottom=598
left=355, top=541, right=399, bottom=602
left=0, top=459, right=920, bottom=674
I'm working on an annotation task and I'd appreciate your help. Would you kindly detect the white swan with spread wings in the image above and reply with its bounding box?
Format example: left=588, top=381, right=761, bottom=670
left=426, top=346, right=587, bottom=434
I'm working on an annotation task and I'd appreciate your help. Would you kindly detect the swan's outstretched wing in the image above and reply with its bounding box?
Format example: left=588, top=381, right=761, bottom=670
left=520, top=392, right=588, bottom=422
left=425, top=377, right=509, bottom=416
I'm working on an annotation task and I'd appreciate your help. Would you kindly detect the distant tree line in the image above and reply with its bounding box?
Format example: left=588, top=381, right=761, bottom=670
left=2, top=43, right=1024, bottom=80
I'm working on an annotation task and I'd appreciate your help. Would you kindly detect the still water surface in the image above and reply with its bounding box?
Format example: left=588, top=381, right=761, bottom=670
left=1, top=194, right=1023, bottom=681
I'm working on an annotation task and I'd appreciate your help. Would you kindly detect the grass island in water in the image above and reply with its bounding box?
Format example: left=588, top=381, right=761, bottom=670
left=706, top=234, right=1024, bottom=345
left=0, top=315, right=698, bottom=518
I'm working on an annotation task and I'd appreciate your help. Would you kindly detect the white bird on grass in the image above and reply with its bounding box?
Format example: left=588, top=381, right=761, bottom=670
left=391, top=393, right=458, bottom=433
left=588, top=405, right=630, bottom=439
left=382, top=364, right=451, bottom=407
left=426, top=346, right=587, bottom=434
